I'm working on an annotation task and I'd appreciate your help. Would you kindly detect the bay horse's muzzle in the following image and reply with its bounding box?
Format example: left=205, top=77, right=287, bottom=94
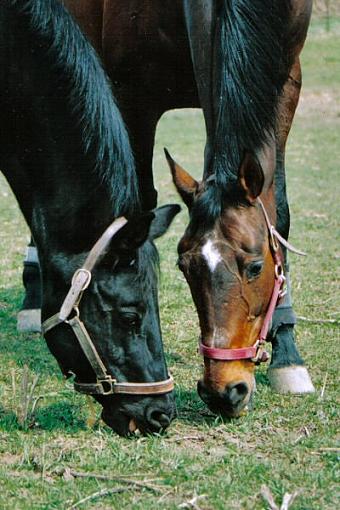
left=197, top=379, right=252, bottom=417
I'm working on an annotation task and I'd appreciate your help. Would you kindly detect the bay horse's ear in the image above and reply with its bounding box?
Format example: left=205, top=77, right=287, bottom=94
left=238, top=152, right=265, bottom=202
left=164, top=148, right=198, bottom=208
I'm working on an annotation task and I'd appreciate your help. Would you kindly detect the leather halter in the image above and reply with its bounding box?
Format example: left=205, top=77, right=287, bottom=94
left=42, top=217, right=174, bottom=396
left=199, top=198, right=306, bottom=364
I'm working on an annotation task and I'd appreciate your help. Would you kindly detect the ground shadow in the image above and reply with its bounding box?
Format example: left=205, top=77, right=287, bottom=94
left=174, top=386, right=225, bottom=427
left=255, top=370, right=271, bottom=387
left=0, top=401, right=87, bottom=432
left=174, top=370, right=272, bottom=428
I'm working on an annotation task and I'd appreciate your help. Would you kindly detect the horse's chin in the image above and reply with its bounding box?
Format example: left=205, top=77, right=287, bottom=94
left=100, top=408, right=135, bottom=436
left=208, top=400, right=251, bottom=419
left=198, top=379, right=254, bottom=419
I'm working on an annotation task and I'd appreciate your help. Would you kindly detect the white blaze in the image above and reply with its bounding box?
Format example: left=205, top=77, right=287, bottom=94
left=202, top=239, right=222, bottom=272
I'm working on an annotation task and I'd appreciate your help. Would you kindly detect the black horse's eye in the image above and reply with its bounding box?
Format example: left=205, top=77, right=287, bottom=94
left=245, top=260, right=264, bottom=281
left=119, top=309, right=142, bottom=330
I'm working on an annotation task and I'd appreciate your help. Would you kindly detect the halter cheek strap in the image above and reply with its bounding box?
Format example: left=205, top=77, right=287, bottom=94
left=199, top=198, right=306, bottom=364
left=42, top=217, right=174, bottom=396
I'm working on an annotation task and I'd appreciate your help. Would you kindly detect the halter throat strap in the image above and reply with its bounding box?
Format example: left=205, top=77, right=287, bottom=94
left=42, top=217, right=174, bottom=396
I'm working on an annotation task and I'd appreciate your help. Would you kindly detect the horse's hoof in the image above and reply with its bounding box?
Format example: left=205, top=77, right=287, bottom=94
left=268, top=366, right=315, bottom=394
left=17, top=309, right=41, bottom=333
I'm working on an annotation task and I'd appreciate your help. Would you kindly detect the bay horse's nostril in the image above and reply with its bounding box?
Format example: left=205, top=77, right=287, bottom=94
left=224, top=382, right=249, bottom=406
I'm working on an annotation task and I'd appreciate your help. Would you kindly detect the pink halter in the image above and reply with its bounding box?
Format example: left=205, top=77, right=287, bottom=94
left=199, top=198, right=306, bottom=364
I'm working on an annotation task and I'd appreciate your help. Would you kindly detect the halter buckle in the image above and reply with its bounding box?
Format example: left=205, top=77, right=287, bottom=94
left=72, top=268, right=92, bottom=291
left=251, top=340, right=269, bottom=364
left=98, top=376, right=116, bottom=395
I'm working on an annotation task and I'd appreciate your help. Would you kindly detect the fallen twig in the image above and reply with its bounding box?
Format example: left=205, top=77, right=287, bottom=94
left=167, top=435, right=205, bottom=443
left=306, top=296, right=333, bottom=307
left=58, top=468, right=162, bottom=493
left=297, top=315, right=339, bottom=324
left=319, top=447, right=340, bottom=452
left=67, top=486, right=135, bottom=509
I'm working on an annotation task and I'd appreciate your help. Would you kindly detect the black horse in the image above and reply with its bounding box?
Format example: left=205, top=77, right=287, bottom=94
left=0, top=0, right=181, bottom=435
left=19, top=0, right=315, bottom=417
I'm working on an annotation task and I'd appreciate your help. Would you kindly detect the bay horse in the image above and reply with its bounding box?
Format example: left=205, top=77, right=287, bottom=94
left=1, top=0, right=181, bottom=435
left=21, top=0, right=315, bottom=418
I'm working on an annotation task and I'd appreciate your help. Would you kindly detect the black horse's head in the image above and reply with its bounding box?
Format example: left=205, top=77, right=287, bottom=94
left=42, top=205, right=180, bottom=435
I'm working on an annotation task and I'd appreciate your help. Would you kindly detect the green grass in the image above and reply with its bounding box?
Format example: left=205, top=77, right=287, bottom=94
left=0, top=17, right=339, bottom=510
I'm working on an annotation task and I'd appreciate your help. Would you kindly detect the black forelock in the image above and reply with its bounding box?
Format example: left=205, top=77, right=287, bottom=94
left=189, top=181, right=250, bottom=235
left=9, top=0, right=139, bottom=217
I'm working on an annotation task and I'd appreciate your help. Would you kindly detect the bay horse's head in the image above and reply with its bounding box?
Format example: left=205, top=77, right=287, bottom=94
left=42, top=205, right=180, bottom=436
left=166, top=148, right=283, bottom=417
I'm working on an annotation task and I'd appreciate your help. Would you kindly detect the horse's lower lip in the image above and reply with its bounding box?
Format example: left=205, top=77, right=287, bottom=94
left=128, top=418, right=138, bottom=432
left=101, top=409, right=131, bottom=436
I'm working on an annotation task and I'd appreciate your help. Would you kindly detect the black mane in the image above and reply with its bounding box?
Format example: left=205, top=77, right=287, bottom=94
left=9, top=0, right=139, bottom=217
left=192, top=0, right=292, bottom=227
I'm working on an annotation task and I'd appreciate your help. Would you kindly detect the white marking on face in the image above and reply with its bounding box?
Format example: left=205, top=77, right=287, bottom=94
left=202, top=239, right=222, bottom=272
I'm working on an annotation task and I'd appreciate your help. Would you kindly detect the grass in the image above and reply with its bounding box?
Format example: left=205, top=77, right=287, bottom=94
left=0, top=16, right=339, bottom=510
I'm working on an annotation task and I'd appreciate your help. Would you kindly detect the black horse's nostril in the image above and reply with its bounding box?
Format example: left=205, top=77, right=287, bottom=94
left=146, top=407, right=172, bottom=431
left=224, top=382, right=249, bottom=406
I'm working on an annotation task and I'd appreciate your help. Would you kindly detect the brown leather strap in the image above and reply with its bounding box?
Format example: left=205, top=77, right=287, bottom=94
left=58, top=217, right=128, bottom=321
left=41, top=313, right=63, bottom=334
left=67, top=316, right=109, bottom=380
left=111, top=377, right=174, bottom=395
left=257, top=198, right=306, bottom=256
left=43, top=313, right=174, bottom=396
left=83, top=217, right=128, bottom=272
left=74, top=376, right=175, bottom=396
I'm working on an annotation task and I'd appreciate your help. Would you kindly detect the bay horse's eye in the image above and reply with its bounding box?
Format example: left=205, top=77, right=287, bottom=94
left=246, top=260, right=264, bottom=281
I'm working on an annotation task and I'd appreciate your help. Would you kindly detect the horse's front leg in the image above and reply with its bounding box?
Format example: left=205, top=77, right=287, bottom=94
left=268, top=55, right=314, bottom=393
left=17, top=236, right=42, bottom=332
left=121, top=107, right=159, bottom=211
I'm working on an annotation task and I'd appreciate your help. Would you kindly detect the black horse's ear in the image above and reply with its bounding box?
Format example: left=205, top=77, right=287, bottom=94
left=238, top=152, right=265, bottom=202
left=164, top=148, right=198, bottom=208
left=149, top=204, right=181, bottom=240
left=112, top=212, right=155, bottom=253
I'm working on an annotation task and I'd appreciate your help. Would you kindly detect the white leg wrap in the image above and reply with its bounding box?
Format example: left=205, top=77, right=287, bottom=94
left=17, top=309, right=41, bottom=333
left=268, top=366, right=315, bottom=394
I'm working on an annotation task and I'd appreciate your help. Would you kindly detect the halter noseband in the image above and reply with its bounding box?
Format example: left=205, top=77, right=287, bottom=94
left=199, top=198, right=306, bottom=364
left=42, top=217, right=174, bottom=396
